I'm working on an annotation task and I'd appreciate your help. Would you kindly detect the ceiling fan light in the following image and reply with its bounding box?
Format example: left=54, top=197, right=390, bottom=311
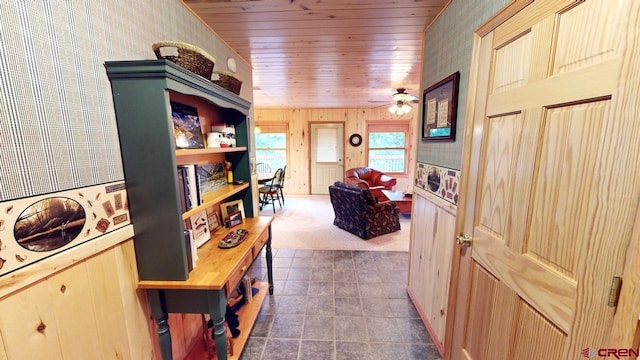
left=389, top=104, right=399, bottom=113
left=392, top=88, right=407, bottom=102
left=401, top=103, right=412, bottom=113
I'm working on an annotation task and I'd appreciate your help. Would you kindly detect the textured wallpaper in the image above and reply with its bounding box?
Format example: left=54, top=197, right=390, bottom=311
left=0, top=0, right=251, bottom=201
left=417, top=0, right=509, bottom=170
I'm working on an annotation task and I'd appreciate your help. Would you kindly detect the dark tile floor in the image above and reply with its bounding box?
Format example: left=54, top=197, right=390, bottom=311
left=239, top=248, right=441, bottom=360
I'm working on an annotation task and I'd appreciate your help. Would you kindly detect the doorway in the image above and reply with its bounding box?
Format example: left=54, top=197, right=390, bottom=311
left=310, top=122, right=344, bottom=195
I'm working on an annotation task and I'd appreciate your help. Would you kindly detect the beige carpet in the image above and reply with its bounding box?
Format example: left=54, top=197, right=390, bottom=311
left=259, top=194, right=410, bottom=251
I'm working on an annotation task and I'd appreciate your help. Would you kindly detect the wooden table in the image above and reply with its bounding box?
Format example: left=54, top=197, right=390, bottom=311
left=257, top=173, right=273, bottom=184
left=139, top=217, right=274, bottom=360
left=381, top=190, right=413, bottom=214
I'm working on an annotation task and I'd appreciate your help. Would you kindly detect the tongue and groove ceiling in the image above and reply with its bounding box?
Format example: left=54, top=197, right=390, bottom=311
left=184, top=0, right=449, bottom=108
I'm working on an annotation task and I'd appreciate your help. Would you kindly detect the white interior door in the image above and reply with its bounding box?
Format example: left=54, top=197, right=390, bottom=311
left=310, top=123, right=343, bottom=194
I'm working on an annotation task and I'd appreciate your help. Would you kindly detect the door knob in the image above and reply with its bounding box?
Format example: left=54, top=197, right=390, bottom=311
left=456, top=233, right=472, bottom=247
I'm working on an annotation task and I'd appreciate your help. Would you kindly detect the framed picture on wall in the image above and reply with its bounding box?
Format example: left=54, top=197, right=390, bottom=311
left=421, top=71, right=460, bottom=142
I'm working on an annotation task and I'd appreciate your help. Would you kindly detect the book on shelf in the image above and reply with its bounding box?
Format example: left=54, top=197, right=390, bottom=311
left=170, top=101, right=205, bottom=149
left=177, top=163, right=228, bottom=211
left=177, top=166, right=191, bottom=213
left=179, top=164, right=199, bottom=209
left=196, top=163, right=227, bottom=199
left=183, top=229, right=195, bottom=271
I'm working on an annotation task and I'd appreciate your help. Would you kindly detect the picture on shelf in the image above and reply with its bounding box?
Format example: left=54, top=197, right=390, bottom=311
left=207, top=209, right=222, bottom=232
left=220, top=199, right=245, bottom=221
left=170, top=101, right=205, bottom=149
left=188, top=210, right=211, bottom=248
left=227, top=211, right=243, bottom=228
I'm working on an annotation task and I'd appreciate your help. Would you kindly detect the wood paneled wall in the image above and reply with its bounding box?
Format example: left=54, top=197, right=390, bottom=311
left=254, top=108, right=417, bottom=194
left=0, top=228, right=155, bottom=359
left=407, top=188, right=457, bottom=354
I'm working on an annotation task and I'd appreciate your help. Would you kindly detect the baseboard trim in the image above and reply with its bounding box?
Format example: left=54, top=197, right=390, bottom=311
left=407, top=286, right=445, bottom=357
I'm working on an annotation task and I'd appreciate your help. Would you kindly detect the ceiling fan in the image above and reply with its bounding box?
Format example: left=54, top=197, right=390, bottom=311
left=391, top=88, right=419, bottom=103
left=389, top=88, right=419, bottom=115
left=369, top=88, right=419, bottom=110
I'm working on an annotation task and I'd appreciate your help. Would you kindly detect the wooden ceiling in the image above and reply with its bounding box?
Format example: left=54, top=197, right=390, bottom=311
left=184, top=0, right=449, bottom=109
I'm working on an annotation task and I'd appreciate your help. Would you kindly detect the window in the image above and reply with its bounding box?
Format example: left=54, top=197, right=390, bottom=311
left=367, top=122, right=409, bottom=173
left=315, top=127, right=339, bottom=162
left=255, top=123, right=287, bottom=171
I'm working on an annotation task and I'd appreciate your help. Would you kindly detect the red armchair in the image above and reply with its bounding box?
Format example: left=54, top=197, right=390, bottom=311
left=345, top=167, right=396, bottom=189
left=345, top=167, right=397, bottom=201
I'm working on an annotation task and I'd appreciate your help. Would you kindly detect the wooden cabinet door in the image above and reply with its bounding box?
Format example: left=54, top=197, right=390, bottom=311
left=447, top=1, right=640, bottom=359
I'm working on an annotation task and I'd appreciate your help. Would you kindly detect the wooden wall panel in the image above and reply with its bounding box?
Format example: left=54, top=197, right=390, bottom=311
left=48, top=263, right=103, bottom=359
left=147, top=312, right=205, bottom=360
left=407, top=188, right=456, bottom=350
left=0, top=238, right=154, bottom=360
left=172, top=314, right=204, bottom=359
left=115, top=241, right=156, bottom=359
left=408, top=192, right=437, bottom=318
left=86, top=248, right=138, bottom=358
left=0, top=280, right=65, bottom=360
left=255, top=107, right=416, bottom=194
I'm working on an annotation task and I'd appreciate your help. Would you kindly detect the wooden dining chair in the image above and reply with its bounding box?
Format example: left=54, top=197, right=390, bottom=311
left=256, top=162, right=271, bottom=174
left=258, top=167, right=284, bottom=213
left=276, top=165, right=286, bottom=205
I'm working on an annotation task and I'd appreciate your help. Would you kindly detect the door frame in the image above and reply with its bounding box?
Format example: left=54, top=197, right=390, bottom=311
left=307, top=121, right=345, bottom=194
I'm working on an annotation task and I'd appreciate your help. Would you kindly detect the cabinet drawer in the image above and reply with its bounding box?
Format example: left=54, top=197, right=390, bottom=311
left=252, top=231, right=269, bottom=258
left=225, top=251, right=253, bottom=297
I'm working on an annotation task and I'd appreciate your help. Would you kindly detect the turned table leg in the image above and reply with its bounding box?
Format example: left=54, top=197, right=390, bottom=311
left=148, top=290, right=173, bottom=360
left=207, top=290, right=229, bottom=360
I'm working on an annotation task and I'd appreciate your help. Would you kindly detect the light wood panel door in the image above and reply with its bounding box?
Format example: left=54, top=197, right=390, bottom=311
left=310, top=123, right=344, bottom=194
left=448, top=1, right=640, bottom=359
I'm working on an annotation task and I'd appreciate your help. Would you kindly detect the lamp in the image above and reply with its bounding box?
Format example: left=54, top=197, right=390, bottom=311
left=389, top=100, right=412, bottom=115
left=254, top=125, right=261, bottom=133
left=389, top=88, right=416, bottom=115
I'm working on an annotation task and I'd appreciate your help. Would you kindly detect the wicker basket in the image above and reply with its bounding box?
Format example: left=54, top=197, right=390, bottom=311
left=212, top=70, right=242, bottom=95
left=152, top=41, right=215, bottom=80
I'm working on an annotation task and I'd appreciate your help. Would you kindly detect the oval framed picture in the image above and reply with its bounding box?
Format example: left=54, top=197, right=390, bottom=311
left=349, top=134, right=362, bottom=147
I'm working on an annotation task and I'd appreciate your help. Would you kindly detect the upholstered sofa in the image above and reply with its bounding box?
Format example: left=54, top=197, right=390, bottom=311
left=328, top=181, right=400, bottom=239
